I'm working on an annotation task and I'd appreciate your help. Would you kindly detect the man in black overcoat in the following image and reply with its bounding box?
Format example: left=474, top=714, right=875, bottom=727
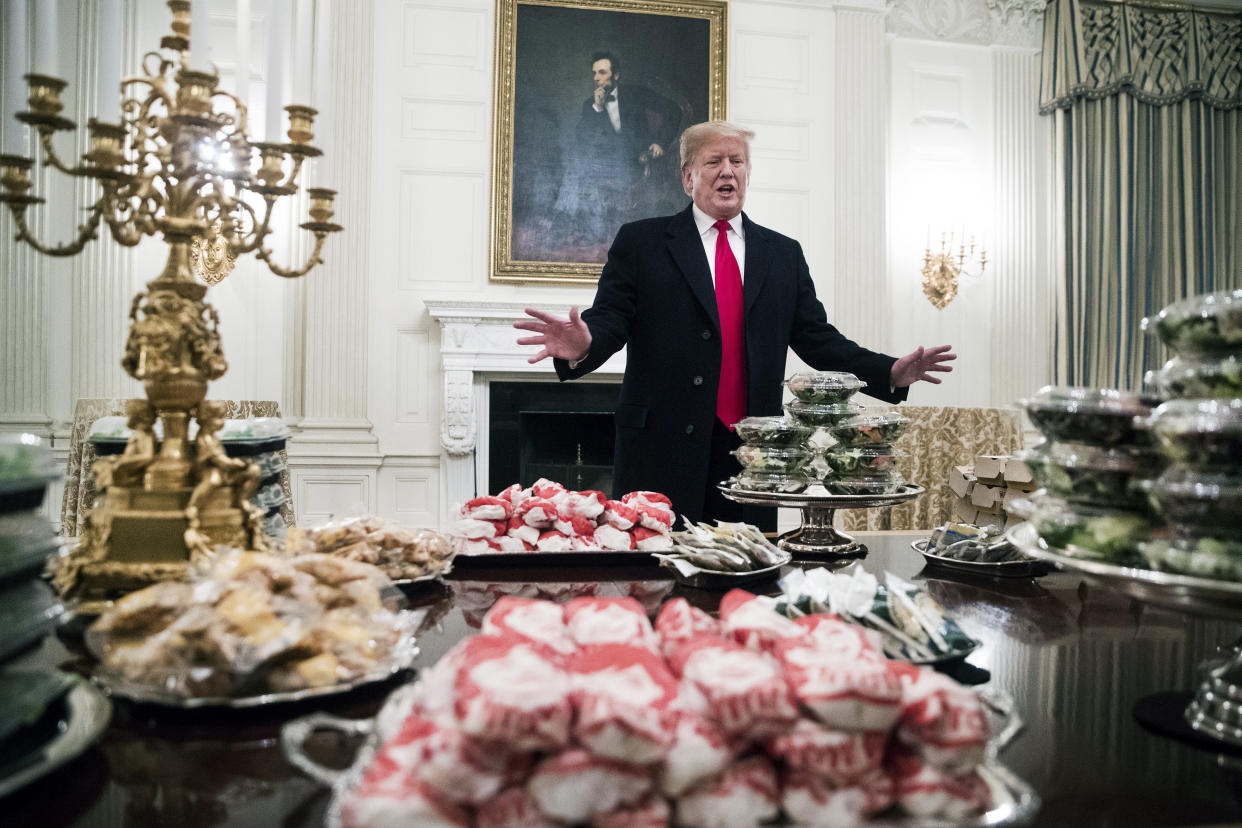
left=517, top=121, right=955, bottom=528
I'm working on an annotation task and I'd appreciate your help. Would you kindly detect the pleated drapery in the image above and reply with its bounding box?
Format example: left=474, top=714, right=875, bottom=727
left=1040, top=0, right=1242, bottom=390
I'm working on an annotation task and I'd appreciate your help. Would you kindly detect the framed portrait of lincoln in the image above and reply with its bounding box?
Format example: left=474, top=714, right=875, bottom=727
left=490, top=0, right=727, bottom=284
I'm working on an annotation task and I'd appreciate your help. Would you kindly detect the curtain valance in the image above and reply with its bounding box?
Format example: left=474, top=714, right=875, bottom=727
left=1040, top=0, right=1242, bottom=113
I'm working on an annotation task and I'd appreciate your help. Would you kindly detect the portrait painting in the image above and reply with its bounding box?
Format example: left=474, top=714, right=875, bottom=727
left=490, top=0, right=727, bottom=284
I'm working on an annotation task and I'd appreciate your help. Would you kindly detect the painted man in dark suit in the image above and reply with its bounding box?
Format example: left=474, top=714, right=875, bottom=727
left=517, top=121, right=955, bottom=527
left=554, top=51, right=684, bottom=247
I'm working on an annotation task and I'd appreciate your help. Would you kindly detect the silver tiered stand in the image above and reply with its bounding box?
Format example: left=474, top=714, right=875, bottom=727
left=719, top=482, right=924, bottom=558
left=1007, top=521, right=1242, bottom=754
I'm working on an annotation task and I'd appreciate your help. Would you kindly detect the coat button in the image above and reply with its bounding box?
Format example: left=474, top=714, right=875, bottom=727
left=685, top=424, right=695, bottom=434
left=701, top=330, right=711, bottom=340
left=692, top=375, right=703, bottom=386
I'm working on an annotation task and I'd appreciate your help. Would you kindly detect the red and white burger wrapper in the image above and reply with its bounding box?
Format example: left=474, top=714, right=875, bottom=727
left=781, top=767, right=896, bottom=826
left=385, top=716, right=515, bottom=805
left=896, top=667, right=990, bottom=773
left=888, top=748, right=990, bottom=819
left=765, top=718, right=886, bottom=785
left=526, top=748, right=653, bottom=823
left=564, top=597, right=658, bottom=652
left=671, top=636, right=798, bottom=738
left=655, top=598, right=722, bottom=660
left=338, top=748, right=471, bottom=828
left=572, top=644, right=679, bottom=764
left=462, top=495, right=513, bottom=521
left=601, top=499, right=639, bottom=530
left=506, top=517, right=541, bottom=546
left=657, top=710, right=733, bottom=797
left=476, top=787, right=559, bottom=828
left=718, top=589, right=803, bottom=653
left=518, top=498, right=558, bottom=529
left=794, top=614, right=886, bottom=661
left=453, top=634, right=573, bottom=751
left=775, top=636, right=902, bottom=732
left=591, top=794, right=671, bottom=828
left=595, top=524, right=637, bottom=551
left=531, top=478, right=566, bottom=499
left=482, top=597, right=576, bottom=656
left=674, top=756, right=780, bottom=828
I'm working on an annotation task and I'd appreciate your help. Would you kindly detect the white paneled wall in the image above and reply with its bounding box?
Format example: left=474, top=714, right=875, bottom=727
left=0, top=0, right=1049, bottom=530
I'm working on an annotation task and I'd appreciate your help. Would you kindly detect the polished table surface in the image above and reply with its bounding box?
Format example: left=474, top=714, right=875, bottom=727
left=4, top=531, right=1242, bottom=827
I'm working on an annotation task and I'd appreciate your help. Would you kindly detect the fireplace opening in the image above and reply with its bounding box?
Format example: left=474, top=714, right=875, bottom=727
left=489, top=381, right=620, bottom=494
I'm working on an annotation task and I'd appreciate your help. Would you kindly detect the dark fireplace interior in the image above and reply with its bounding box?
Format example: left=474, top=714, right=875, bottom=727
left=489, top=381, right=621, bottom=495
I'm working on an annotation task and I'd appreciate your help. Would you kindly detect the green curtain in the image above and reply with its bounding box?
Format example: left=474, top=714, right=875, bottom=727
left=1041, top=0, right=1242, bottom=390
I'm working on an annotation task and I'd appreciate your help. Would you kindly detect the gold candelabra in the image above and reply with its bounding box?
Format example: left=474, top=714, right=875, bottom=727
left=921, top=232, right=987, bottom=310
left=1, top=0, right=341, bottom=608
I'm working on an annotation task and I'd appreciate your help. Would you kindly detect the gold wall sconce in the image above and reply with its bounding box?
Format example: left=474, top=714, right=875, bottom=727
left=921, top=231, right=987, bottom=310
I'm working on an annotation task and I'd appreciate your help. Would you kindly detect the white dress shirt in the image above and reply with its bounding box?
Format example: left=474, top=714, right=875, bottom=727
left=593, top=88, right=622, bottom=133
left=692, top=203, right=745, bottom=285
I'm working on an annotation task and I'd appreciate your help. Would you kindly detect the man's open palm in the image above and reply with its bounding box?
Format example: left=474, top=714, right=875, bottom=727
left=890, top=344, right=956, bottom=388
left=514, top=307, right=593, bottom=364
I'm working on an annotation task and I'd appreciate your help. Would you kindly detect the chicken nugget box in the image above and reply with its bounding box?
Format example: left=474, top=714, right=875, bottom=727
left=972, top=455, right=1007, bottom=484
left=1003, top=457, right=1035, bottom=491
left=969, top=482, right=1005, bottom=511
left=947, top=466, right=975, bottom=500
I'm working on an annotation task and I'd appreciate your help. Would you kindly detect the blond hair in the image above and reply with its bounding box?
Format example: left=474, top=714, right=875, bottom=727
left=679, top=120, right=756, bottom=170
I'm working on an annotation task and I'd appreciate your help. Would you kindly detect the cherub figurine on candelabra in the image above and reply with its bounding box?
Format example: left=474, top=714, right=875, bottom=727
left=2, top=0, right=341, bottom=608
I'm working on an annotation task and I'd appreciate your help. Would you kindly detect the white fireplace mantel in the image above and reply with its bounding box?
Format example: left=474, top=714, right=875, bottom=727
left=425, top=300, right=625, bottom=512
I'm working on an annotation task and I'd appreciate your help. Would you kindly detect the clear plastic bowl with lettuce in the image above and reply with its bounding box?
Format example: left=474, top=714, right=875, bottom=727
left=1143, top=288, right=1242, bottom=355
left=824, top=411, right=910, bottom=448
left=1149, top=398, right=1242, bottom=470
left=1027, top=494, right=1158, bottom=563
left=821, top=445, right=902, bottom=479
left=731, top=445, right=816, bottom=474
left=783, top=371, right=865, bottom=405
left=1020, top=440, right=1159, bottom=509
left=1021, top=386, right=1154, bottom=448
left=784, top=399, right=862, bottom=427
left=1144, top=467, right=1242, bottom=535
left=733, top=416, right=815, bottom=448
left=1147, top=353, right=1242, bottom=399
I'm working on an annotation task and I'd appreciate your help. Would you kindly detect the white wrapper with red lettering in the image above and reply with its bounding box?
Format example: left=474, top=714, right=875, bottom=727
left=476, top=787, right=559, bottom=828
left=338, top=747, right=471, bottom=828
left=764, top=718, right=886, bottom=785
left=654, top=598, right=722, bottom=660
left=482, top=597, right=577, bottom=657
left=381, top=716, right=517, bottom=805
left=453, top=634, right=573, bottom=751
left=526, top=748, right=653, bottom=823
left=564, top=596, right=659, bottom=652
left=674, top=756, right=780, bottom=828
left=590, top=794, right=670, bottom=828
left=780, top=767, right=896, bottom=826
left=571, top=644, right=679, bottom=764
left=718, top=589, right=804, bottom=653
left=896, top=666, right=990, bottom=773
left=657, top=709, right=733, bottom=797
left=888, top=747, right=990, bottom=819
left=670, top=635, right=798, bottom=738
left=774, top=634, right=902, bottom=732
left=794, top=614, right=885, bottom=661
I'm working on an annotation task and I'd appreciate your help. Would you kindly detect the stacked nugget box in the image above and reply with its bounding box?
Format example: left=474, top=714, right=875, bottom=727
left=1018, top=385, right=1163, bottom=564
left=948, top=455, right=1035, bottom=530
left=0, top=435, right=78, bottom=765
left=452, top=479, right=674, bottom=552
left=1139, top=288, right=1242, bottom=579
left=336, top=592, right=998, bottom=827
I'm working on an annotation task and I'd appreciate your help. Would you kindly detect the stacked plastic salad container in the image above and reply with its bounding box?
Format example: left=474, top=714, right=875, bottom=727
left=1139, top=288, right=1242, bottom=579
left=1018, top=387, right=1163, bottom=562
left=729, top=371, right=911, bottom=495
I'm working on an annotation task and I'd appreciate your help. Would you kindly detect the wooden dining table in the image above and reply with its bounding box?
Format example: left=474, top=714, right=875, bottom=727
left=4, top=530, right=1242, bottom=827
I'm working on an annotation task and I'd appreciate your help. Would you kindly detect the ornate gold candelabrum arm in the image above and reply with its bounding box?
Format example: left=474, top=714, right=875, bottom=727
left=0, top=0, right=342, bottom=602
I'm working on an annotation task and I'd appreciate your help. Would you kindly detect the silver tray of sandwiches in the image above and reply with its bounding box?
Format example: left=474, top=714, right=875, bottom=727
left=1007, top=522, right=1242, bottom=620
left=914, top=524, right=1054, bottom=580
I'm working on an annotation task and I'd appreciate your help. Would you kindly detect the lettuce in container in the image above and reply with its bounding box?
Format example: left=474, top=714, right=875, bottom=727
left=732, top=416, right=815, bottom=448
left=1147, top=353, right=1242, bottom=400
left=731, top=445, right=816, bottom=474
left=1019, top=441, right=1159, bottom=509
left=783, top=371, right=865, bottom=405
left=1139, top=534, right=1242, bottom=581
left=1145, top=467, right=1242, bottom=534
left=784, top=399, right=862, bottom=427
left=730, top=469, right=812, bottom=494
left=1143, top=288, right=1242, bottom=355
left=825, top=411, right=910, bottom=448
left=1029, top=494, right=1157, bottom=563
left=1020, top=386, right=1153, bottom=448
left=1150, top=398, right=1242, bottom=470
left=822, top=446, right=902, bottom=478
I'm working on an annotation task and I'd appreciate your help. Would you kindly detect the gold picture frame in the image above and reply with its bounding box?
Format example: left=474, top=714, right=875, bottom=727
left=490, top=0, right=727, bottom=285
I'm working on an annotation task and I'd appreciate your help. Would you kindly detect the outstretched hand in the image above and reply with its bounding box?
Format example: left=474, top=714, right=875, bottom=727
left=890, top=344, right=956, bottom=388
left=514, top=307, right=593, bottom=365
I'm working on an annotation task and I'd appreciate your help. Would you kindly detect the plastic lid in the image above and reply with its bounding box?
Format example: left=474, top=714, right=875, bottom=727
left=732, top=445, right=815, bottom=462
left=731, top=469, right=812, bottom=492
left=1151, top=466, right=1242, bottom=502
left=784, top=372, right=865, bottom=394
left=1151, top=398, right=1242, bottom=435
left=1142, top=288, right=1242, bottom=352
left=785, top=400, right=864, bottom=417
left=1019, top=440, right=1145, bottom=473
left=825, top=476, right=906, bottom=495
left=733, top=416, right=815, bottom=446
left=0, top=434, right=57, bottom=486
left=1147, top=353, right=1242, bottom=399
left=1022, top=386, right=1153, bottom=415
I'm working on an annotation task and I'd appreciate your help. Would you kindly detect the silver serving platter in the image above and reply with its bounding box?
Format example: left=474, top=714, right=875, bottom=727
left=655, top=551, right=791, bottom=589
left=1007, top=522, right=1242, bottom=620
left=0, top=680, right=112, bottom=799
left=284, top=683, right=1039, bottom=828
left=719, top=482, right=925, bottom=509
left=92, top=636, right=420, bottom=709
left=913, top=538, right=1055, bottom=579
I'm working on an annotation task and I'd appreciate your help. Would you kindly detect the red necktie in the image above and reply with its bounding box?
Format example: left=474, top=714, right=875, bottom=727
left=713, top=220, right=746, bottom=429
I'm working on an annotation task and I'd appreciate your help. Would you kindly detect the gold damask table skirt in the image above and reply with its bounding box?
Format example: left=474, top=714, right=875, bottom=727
left=60, top=398, right=296, bottom=538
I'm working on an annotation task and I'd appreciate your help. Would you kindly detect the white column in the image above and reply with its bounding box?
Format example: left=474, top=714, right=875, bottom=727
left=989, top=1, right=1051, bottom=410
left=289, top=0, right=377, bottom=452
left=833, top=0, right=891, bottom=354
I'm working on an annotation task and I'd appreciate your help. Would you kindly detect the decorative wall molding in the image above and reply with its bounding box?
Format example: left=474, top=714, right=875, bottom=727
left=886, top=0, right=1045, bottom=46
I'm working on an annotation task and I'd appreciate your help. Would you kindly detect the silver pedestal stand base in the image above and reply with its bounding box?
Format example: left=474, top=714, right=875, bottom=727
left=718, top=482, right=924, bottom=559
